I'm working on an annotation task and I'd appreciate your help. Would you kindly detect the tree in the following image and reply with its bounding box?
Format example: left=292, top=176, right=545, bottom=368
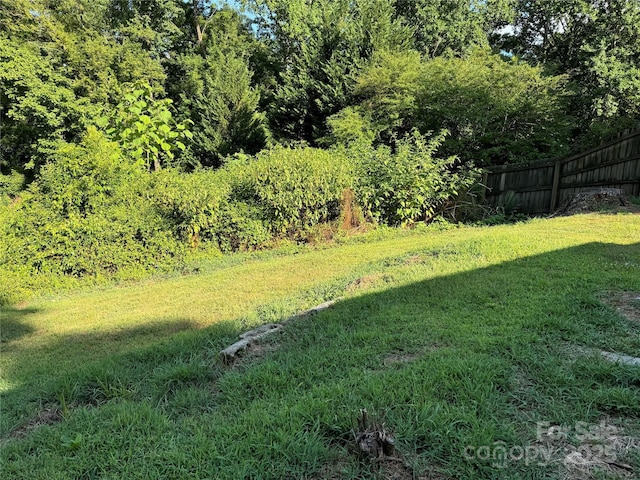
left=0, top=36, right=89, bottom=175
left=418, top=50, right=570, bottom=164
left=328, top=50, right=424, bottom=146
left=167, top=8, right=268, bottom=168
left=394, top=0, right=516, bottom=57
left=0, top=0, right=172, bottom=175
left=246, top=0, right=412, bottom=144
left=329, top=49, right=570, bottom=166
left=498, top=0, right=640, bottom=145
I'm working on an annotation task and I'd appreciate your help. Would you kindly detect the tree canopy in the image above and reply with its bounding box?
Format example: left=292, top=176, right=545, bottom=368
left=2, top=0, right=638, bottom=177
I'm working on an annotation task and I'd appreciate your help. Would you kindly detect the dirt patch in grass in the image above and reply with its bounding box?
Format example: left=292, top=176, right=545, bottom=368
left=403, top=254, right=427, bottom=266
left=241, top=337, right=281, bottom=363
left=376, top=457, right=429, bottom=480
left=383, top=350, right=423, bottom=366
left=3, top=407, right=63, bottom=443
left=308, top=459, right=352, bottom=479
left=347, top=274, right=391, bottom=293
left=559, top=342, right=600, bottom=362
left=533, top=417, right=639, bottom=480
left=600, top=291, right=640, bottom=323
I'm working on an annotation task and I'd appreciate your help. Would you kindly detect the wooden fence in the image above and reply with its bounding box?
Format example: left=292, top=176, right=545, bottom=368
left=483, top=130, right=640, bottom=214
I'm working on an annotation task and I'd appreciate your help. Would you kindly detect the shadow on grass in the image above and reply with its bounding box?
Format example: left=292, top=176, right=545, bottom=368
left=0, top=307, right=38, bottom=343
left=57, top=318, right=199, bottom=345
left=0, top=316, right=238, bottom=435
left=4, top=242, right=640, bottom=396
left=2, top=242, right=640, bottom=478
left=1, top=317, right=208, bottom=367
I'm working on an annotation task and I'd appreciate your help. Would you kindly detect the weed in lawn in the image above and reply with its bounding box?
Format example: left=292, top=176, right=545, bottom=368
left=59, top=433, right=83, bottom=452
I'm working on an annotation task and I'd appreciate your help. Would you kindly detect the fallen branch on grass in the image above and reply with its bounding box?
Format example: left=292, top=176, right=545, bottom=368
left=219, top=299, right=337, bottom=364
left=601, top=351, right=640, bottom=367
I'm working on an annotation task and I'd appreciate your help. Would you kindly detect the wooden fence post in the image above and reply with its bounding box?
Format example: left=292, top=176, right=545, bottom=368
left=549, top=160, right=561, bottom=212
left=499, top=172, right=507, bottom=206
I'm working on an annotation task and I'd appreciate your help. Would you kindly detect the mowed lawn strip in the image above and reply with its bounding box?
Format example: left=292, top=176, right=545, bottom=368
left=1, top=213, right=640, bottom=479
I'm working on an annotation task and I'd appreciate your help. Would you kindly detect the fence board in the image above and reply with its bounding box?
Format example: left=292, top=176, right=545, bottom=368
left=484, top=130, right=640, bottom=213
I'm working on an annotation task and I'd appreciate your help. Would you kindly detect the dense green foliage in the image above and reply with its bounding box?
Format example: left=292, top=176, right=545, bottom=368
left=329, top=49, right=569, bottom=165
left=248, top=0, right=412, bottom=143
left=395, top=0, right=516, bottom=57
left=98, top=83, right=192, bottom=171
left=0, top=136, right=479, bottom=304
left=417, top=51, right=569, bottom=164
left=2, top=0, right=639, bottom=304
left=498, top=0, right=640, bottom=143
left=166, top=8, right=269, bottom=168
left=0, top=129, right=184, bottom=303
left=2, top=0, right=638, bottom=174
left=347, top=131, right=480, bottom=224
left=228, top=146, right=353, bottom=235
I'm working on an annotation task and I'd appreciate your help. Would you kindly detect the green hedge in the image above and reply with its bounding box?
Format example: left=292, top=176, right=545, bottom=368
left=226, top=146, right=354, bottom=236
left=149, top=169, right=270, bottom=253
left=0, top=130, right=185, bottom=304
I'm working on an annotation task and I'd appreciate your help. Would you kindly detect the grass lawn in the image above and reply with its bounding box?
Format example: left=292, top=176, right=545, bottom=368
left=1, top=213, right=640, bottom=479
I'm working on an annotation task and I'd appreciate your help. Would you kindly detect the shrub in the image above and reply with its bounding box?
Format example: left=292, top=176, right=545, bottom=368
left=214, top=201, right=271, bottom=252
left=0, top=171, right=25, bottom=198
left=329, top=49, right=570, bottom=166
left=149, top=169, right=231, bottom=248
left=149, top=168, right=270, bottom=252
left=348, top=131, right=480, bottom=225
left=97, top=82, right=192, bottom=172
left=0, top=128, right=185, bottom=282
left=225, top=146, right=355, bottom=237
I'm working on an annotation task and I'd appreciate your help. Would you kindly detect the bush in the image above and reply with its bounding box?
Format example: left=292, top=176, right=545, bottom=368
left=329, top=49, right=570, bottom=166
left=0, top=128, right=185, bottom=284
left=225, top=146, right=355, bottom=237
left=0, top=128, right=478, bottom=306
left=0, top=171, right=25, bottom=198
left=149, top=168, right=270, bottom=253
left=214, top=201, right=272, bottom=252
left=417, top=50, right=570, bottom=165
left=149, top=169, right=231, bottom=247
left=347, top=131, right=480, bottom=225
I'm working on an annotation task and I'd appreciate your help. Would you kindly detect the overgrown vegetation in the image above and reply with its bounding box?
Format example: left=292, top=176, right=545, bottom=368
left=1, top=128, right=477, bottom=305
left=2, top=0, right=639, bottom=306
left=346, top=131, right=480, bottom=225
left=329, top=49, right=570, bottom=165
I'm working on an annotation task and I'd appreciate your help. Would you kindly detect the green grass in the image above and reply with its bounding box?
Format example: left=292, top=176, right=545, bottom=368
left=1, top=214, right=640, bottom=479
